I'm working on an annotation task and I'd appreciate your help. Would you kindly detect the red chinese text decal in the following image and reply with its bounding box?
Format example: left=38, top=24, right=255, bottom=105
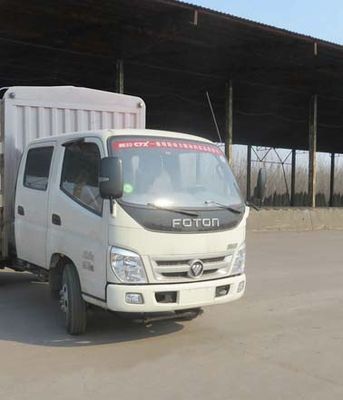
left=112, top=140, right=223, bottom=155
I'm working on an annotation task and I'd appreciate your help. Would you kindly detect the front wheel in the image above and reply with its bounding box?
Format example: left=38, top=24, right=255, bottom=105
left=60, top=264, right=87, bottom=335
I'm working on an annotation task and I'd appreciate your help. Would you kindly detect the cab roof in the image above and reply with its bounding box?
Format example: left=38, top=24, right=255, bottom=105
left=29, top=129, right=214, bottom=146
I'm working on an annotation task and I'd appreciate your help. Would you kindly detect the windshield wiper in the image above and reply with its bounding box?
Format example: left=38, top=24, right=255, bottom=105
left=146, top=203, right=199, bottom=217
left=204, top=200, right=243, bottom=214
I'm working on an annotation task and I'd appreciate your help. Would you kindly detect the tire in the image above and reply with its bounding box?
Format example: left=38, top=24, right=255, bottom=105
left=60, top=264, right=87, bottom=335
left=49, top=267, right=62, bottom=299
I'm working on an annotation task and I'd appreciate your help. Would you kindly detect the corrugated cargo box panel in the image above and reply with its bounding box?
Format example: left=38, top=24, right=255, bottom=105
left=1, top=86, right=146, bottom=257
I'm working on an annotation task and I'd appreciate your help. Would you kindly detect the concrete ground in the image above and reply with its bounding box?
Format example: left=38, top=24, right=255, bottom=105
left=0, top=231, right=343, bottom=400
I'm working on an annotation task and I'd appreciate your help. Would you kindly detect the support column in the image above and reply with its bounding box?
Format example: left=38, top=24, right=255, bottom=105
left=291, top=149, right=296, bottom=206
left=246, top=145, right=252, bottom=201
left=116, top=59, right=124, bottom=94
left=308, top=95, right=318, bottom=207
left=329, top=152, right=335, bottom=207
left=225, top=81, right=233, bottom=164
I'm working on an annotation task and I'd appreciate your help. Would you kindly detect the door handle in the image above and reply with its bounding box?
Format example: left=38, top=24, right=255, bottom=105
left=52, top=214, right=61, bottom=226
left=18, top=205, right=25, bottom=216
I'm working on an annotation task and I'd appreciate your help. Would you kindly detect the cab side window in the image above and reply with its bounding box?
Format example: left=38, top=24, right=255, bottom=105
left=60, top=142, right=102, bottom=214
left=24, top=146, right=54, bottom=191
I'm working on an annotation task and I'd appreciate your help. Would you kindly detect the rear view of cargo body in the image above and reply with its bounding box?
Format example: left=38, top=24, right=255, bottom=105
left=0, top=86, right=145, bottom=259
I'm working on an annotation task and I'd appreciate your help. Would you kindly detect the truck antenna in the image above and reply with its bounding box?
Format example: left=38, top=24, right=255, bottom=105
left=206, top=91, right=222, bottom=143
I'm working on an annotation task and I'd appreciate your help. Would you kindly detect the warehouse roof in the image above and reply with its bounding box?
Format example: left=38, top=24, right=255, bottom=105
left=1, top=0, right=343, bottom=152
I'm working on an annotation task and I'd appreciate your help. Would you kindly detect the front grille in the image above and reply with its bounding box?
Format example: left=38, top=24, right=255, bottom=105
left=151, top=248, right=237, bottom=283
left=156, top=259, right=190, bottom=267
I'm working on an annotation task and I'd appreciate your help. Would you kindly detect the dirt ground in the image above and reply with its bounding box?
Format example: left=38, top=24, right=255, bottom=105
left=1, top=230, right=343, bottom=400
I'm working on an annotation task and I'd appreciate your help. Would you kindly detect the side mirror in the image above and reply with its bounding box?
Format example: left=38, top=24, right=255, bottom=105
left=99, top=157, right=123, bottom=200
left=256, top=167, right=267, bottom=201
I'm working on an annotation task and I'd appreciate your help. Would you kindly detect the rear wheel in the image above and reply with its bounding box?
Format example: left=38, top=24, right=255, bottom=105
left=60, top=264, right=87, bottom=335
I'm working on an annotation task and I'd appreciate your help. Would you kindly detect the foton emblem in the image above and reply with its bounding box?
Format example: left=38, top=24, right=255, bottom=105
left=172, top=218, right=220, bottom=229
left=188, top=259, right=204, bottom=278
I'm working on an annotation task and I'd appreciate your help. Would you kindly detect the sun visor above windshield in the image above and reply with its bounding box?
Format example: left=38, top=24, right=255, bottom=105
left=111, top=139, right=223, bottom=155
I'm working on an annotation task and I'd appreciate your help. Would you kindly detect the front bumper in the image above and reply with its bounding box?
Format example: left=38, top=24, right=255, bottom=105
left=106, top=274, right=246, bottom=313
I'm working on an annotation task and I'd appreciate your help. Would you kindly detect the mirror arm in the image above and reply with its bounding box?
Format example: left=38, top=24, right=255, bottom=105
left=246, top=200, right=260, bottom=211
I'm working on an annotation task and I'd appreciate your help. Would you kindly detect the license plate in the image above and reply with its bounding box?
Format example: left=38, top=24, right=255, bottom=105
left=180, top=287, right=214, bottom=305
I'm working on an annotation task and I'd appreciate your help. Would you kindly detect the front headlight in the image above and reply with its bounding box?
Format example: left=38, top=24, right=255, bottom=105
left=110, top=247, right=147, bottom=284
left=231, top=242, right=246, bottom=275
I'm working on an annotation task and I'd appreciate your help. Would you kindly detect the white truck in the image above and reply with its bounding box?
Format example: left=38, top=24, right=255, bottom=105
left=0, top=86, right=248, bottom=334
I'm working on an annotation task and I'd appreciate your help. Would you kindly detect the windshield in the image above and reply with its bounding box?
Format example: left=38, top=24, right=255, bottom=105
left=109, top=136, right=243, bottom=209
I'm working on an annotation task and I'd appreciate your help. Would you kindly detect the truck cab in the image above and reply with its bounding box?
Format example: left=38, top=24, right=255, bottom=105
left=14, top=128, right=248, bottom=334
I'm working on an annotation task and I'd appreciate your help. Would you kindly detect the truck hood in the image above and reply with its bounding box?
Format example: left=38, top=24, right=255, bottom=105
left=108, top=204, right=249, bottom=257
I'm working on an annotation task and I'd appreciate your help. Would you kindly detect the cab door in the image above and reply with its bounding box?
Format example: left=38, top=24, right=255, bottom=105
left=47, top=138, right=108, bottom=301
left=15, top=144, right=55, bottom=267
